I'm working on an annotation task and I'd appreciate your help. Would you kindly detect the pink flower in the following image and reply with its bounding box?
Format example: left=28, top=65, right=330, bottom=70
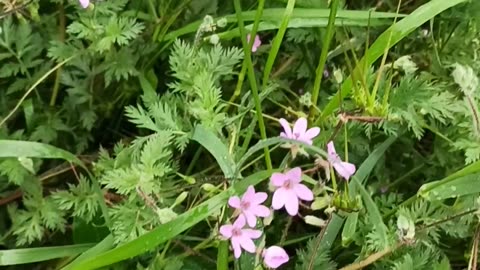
left=327, top=141, right=356, bottom=181
left=228, top=185, right=271, bottom=228
left=247, top=34, right=261, bottom=52
left=219, top=215, right=262, bottom=258
left=79, top=0, right=89, bottom=8
left=262, top=246, right=289, bottom=269
left=270, top=167, right=314, bottom=216
left=279, top=117, right=320, bottom=145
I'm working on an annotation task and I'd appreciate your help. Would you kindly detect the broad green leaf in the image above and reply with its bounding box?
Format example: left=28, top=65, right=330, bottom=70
left=63, top=170, right=274, bottom=270
left=192, top=125, right=236, bottom=179
left=341, top=212, right=358, bottom=246
left=0, top=140, right=83, bottom=166
left=164, top=9, right=405, bottom=41
left=420, top=174, right=480, bottom=201
left=418, top=160, right=480, bottom=199
left=319, top=214, right=344, bottom=249
left=318, top=0, right=469, bottom=122
left=0, top=244, right=93, bottom=266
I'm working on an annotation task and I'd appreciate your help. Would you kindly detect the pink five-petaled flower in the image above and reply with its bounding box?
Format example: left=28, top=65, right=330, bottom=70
left=247, top=34, right=261, bottom=52
left=262, top=246, right=289, bottom=269
left=327, top=141, right=356, bottom=181
left=228, top=185, right=271, bottom=228
left=271, top=167, right=314, bottom=216
left=79, top=0, right=89, bottom=8
left=219, top=215, right=262, bottom=258
left=279, top=117, right=320, bottom=145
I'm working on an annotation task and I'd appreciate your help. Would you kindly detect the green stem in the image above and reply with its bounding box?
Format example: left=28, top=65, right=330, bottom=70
left=50, top=3, right=66, bottom=106
left=233, top=0, right=272, bottom=172
left=308, top=0, right=340, bottom=123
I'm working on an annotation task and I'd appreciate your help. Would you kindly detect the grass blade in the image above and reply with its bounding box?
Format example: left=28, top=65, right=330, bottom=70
left=164, top=9, right=405, bottom=41
left=420, top=174, right=480, bottom=201
left=192, top=125, right=236, bottom=179
left=233, top=0, right=272, bottom=172
left=0, top=140, right=83, bottom=166
left=0, top=244, right=93, bottom=266
left=261, top=0, right=296, bottom=89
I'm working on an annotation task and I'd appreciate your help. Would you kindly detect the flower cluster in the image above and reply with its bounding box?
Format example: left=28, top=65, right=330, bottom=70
left=219, top=117, right=357, bottom=268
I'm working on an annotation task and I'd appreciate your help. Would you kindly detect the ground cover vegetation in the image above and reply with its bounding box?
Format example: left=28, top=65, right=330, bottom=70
left=0, top=0, right=480, bottom=269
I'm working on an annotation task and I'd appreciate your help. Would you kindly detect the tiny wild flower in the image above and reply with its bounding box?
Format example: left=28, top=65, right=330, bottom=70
left=279, top=117, right=320, bottom=145
left=270, top=167, right=314, bottom=216
left=228, top=185, right=270, bottom=228
left=219, top=215, right=262, bottom=258
left=262, top=246, right=289, bottom=269
left=279, top=117, right=320, bottom=158
left=327, top=141, right=356, bottom=181
left=247, top=34, right=261, bottom=52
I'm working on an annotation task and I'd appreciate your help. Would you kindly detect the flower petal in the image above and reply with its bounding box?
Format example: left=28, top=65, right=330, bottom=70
left=293, top=117, right=308, bottom=137
left=284, top=190, right=299, bottom=216
left=263, top=246, right=289, bottom=269
left=243, top=229, right=262, bottom=239
left=219, top=224, right=233, bottom=238
left=79, top=0, right=89, bottom=8
left=327, top=141, right=336, bottom=157
left=238, top=236, right=257, bottom=253
left=233, top=215, right=246, bottom=228
left=303, top=127, right=320, bottom=140
left=271, top=172, right=287, bottom=187
left=244, top=211, right=257, bottom=228
left=279, top=118, right=292, bottom=138
left=294, top=184, right=314, bottom=201
left=253, top=192, right=268, bottom=205
left=228, top=196, right=241, bottom=209
left=254, top=35, right=262, bottom=48
left=252, top=205, right=271, bottom=217
left=333, top=161, right=356, bottom=180
left=232, top=237, right=242, bottom=258
left=286, top=167, right=302, bottom=184
left=272, top=188, right=287, bottom=210
left=242, top=185, right=255, bottom=203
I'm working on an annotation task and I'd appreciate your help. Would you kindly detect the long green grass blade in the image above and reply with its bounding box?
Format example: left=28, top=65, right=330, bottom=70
left=261, top=0, right=295, bottom=90
left=0, top=244, right=93, bottom=266
left=164, top=9, right=405, bottom=41
left=233, top=0, right=272, bottom=172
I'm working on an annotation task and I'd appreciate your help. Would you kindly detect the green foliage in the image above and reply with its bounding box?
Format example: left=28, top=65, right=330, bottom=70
left=295, top=238, right=337, bottom=270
